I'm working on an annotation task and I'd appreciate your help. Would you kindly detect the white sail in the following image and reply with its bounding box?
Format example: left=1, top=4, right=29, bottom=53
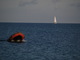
left=54, top=16, right=57, bottom=24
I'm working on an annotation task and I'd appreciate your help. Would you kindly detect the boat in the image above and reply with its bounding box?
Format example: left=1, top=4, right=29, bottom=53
left=53, top=16, right=57, bottom=24
left=7, top=32, right=25, bottom=43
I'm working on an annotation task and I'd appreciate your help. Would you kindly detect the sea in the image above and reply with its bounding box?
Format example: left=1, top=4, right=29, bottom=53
left=0, top=23, right=80, bottom=60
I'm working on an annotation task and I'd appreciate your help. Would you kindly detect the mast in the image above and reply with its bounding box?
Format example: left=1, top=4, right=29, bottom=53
left=53, top=0, right=57, bottom=24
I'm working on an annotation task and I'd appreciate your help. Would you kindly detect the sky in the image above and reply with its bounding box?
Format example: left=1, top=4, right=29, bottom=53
left=0, top=0, right=80, bottom=23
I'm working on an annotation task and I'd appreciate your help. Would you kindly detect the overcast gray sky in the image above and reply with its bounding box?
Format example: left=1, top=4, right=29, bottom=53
left=0, top=0, right=80, bottom=23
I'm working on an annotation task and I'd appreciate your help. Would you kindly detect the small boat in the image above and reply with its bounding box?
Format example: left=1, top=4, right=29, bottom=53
left=53, top=16, right=57, bottom=24
left=8, top=32, right=25, bottom=43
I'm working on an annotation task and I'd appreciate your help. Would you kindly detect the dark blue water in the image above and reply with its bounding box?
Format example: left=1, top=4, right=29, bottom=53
left=0, top=23, right=80, bottom=60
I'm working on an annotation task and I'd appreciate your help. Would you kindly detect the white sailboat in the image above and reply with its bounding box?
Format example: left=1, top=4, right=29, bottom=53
left=53, top=16, right=57, bottom=24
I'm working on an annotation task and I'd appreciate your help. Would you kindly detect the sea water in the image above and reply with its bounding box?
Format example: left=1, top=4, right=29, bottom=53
left=0, top=23, right=80, bottom=60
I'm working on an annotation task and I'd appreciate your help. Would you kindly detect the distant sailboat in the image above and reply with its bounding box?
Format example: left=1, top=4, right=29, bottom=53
left=53, top=16, right=57, bottom=24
